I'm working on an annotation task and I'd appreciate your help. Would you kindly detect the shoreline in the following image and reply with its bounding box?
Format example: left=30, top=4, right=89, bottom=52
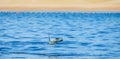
left=0, top=5, right=120, bottom=12
left=0, top=11, right=119, bottom=13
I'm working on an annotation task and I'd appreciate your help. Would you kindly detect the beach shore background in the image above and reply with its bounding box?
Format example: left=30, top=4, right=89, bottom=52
left=0, top=0, right=120, bottom=11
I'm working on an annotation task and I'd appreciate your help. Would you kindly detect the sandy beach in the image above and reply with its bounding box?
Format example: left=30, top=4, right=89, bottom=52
left=0, top=0, right=120, bottom=11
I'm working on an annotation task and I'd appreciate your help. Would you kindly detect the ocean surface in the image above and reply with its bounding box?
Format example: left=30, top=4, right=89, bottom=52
left=0, top=12, right=120, bottom=59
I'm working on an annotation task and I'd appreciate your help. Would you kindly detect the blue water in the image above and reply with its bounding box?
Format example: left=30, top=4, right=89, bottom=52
left=0, top=12, right=120, bottom=59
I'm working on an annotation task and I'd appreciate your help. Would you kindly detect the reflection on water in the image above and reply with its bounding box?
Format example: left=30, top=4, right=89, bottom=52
left=0, top=12, right=120, bottom=59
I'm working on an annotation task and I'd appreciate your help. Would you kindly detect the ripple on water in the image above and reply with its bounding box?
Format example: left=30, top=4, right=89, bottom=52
left=0, top=28, right=6, bottom=31
left=85, top=36, right=96, bottom=39
left=78, top=42, right=92, bottom=46
left=58, top=41, right=77, bottom=45
left=66, top=46, right=77, bottom=49
left=112, top=42, right=120, bottom=45
left=6, top=41, right=48, bottom=46
left=95, top=48, right=109, bottom=51
left=11, top=57, right=26, bottom=59
left=92, top=44, right=109, bottom=47
left=24, top=46, right=46, bottom=51
left=63, top=34, right=75, bottom=38
left=0, top=47, right=12, bottom=51
left=96, top=31, right=110, bottom=34
left=0, top=34, right=18, bottom=39
left=107, top=27, right=120, bottom=32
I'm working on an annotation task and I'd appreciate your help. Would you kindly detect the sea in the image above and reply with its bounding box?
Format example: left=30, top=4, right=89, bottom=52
left=0, top=12, right=120, bottom=59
